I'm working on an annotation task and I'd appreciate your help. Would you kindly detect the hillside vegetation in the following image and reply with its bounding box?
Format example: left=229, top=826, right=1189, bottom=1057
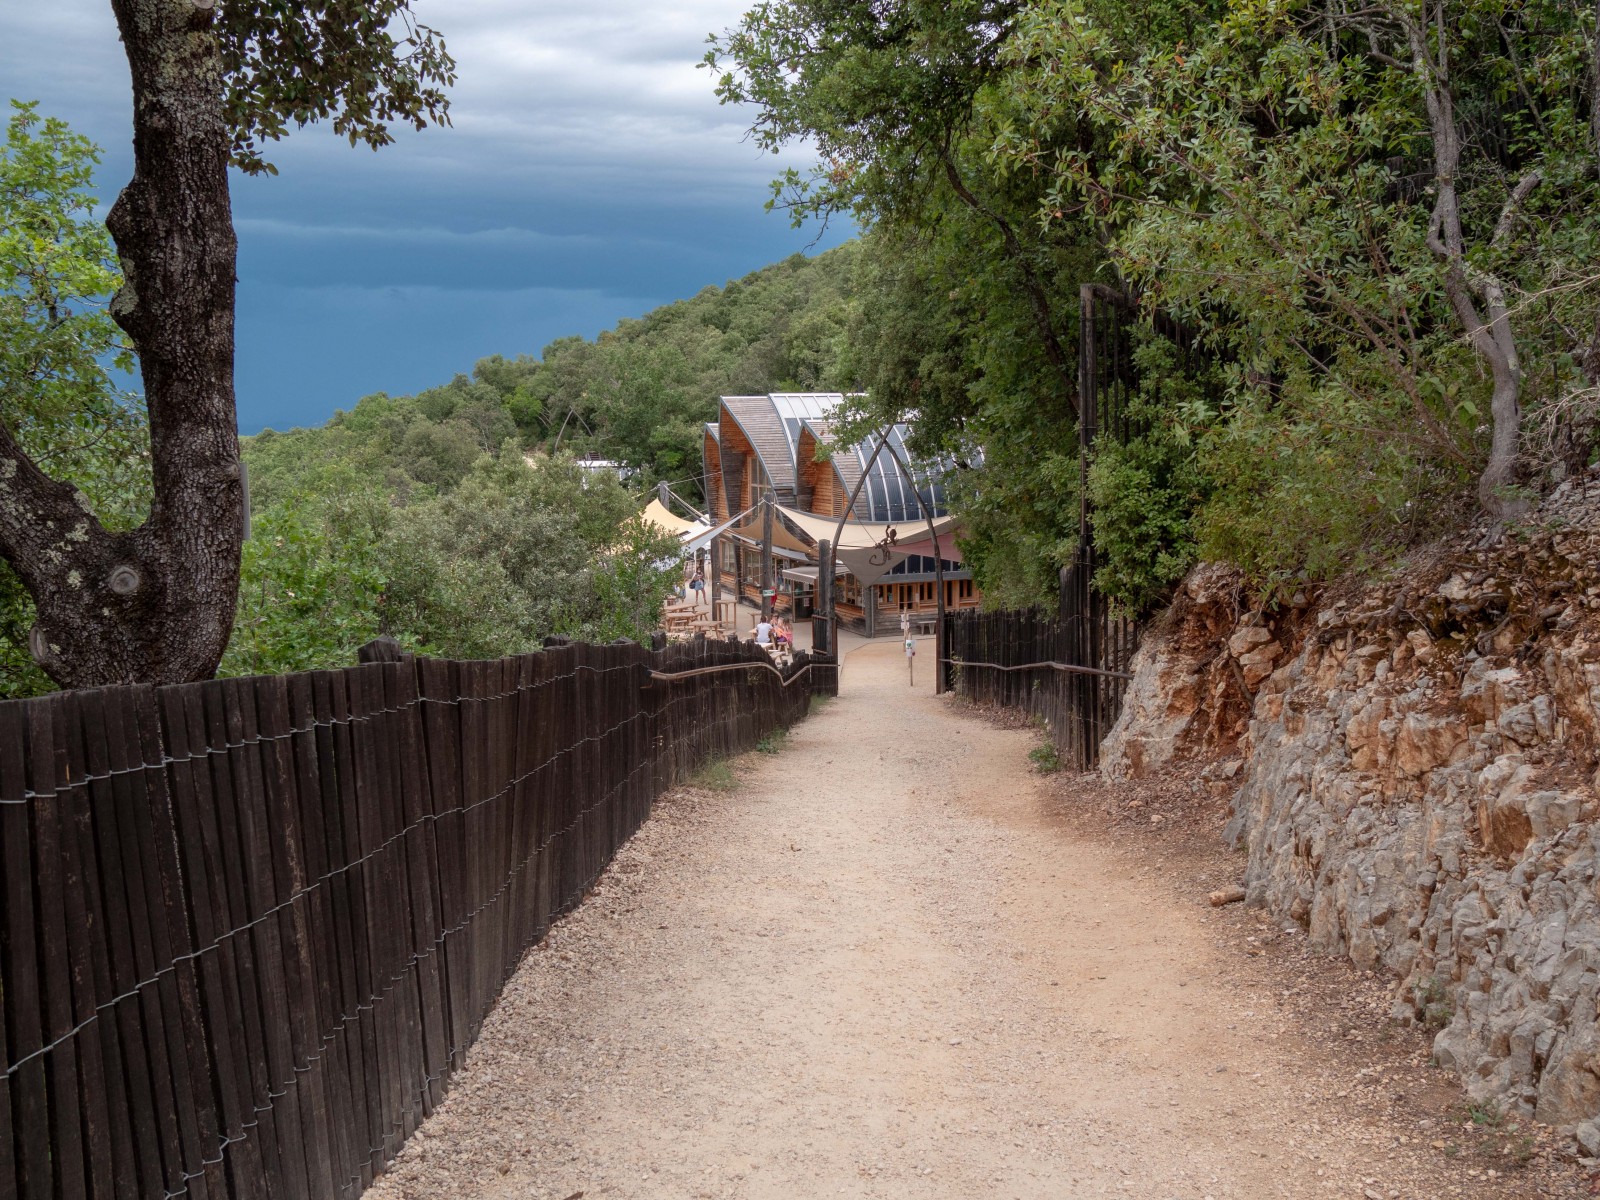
left=211, top=249, right=862, bottom=682
left=246, top=245, right=860, bottom=510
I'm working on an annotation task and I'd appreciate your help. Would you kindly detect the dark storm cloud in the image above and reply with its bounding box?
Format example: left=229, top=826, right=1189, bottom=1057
left=0, top=1, right=843, bottom=432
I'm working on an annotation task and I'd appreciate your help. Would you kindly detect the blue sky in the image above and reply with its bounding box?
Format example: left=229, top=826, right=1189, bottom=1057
left=1, top=1, right=846, bottom=433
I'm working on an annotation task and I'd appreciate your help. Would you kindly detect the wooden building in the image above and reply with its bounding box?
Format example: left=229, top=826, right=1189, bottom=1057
left=700, top=393, right=981, bottom=636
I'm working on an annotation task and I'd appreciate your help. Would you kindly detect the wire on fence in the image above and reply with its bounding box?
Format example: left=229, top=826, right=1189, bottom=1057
left=939, top=607, right=1139, bottom=770
left=0, top=637, right=838, bottom=1200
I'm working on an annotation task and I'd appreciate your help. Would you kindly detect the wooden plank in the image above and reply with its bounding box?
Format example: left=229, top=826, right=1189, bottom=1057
left=347, top=665, right=398, bottom=1176
left=0, top=700, right=49, bottom=1200
left=237, top=675, right=315, bottom=1198
left=0, top=827, right=12, bottom=1200
left=288, top=671, right=355, bottom=1194
left=161, top=683, right=266, bottom=1200
left=323, top=669, right=379, bottom=1194
left=506, top=655, right=537, bottom=965
left=386, top=661, right=447, bottom=1116
left=415, top=657, right=467, bottom=1082
left=195, top=680, right=284, bottom=1196
left=299, top=671, right=357, bottom=1193
left=367, top=662, right=420, bottom=1149
left=126, top=685, right=217, bottom=1200
left=385, top=662, right=428, bottom=1143
left=253, top=674, right=335, bottom=1198
left=51, top=690, right=116, bottom=1199
left=101, top=688, right=184, bottom=1197
left=77, top=688, right=166, bottom=1197
left=26, top=696, right=87, bottom=1199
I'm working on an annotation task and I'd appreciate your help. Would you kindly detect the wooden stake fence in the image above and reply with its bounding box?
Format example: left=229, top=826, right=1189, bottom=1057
left=0, top=637, right=835, bottom=1200
left=940, top=607, right=1135, bottom=770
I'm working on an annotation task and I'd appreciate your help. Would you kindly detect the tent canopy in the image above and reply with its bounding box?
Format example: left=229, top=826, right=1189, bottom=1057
left=641, top=497, right=703, bottom=541
left=729, top=508, right=815, bottom=558
left=773, top=504, right=962, bottom=585
left=775, top=504, right=959, bottom=554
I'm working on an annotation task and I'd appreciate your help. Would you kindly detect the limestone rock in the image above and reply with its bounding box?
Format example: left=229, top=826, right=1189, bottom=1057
left=1393, top=712, right=1468, bottom=776
left=1229, top=625, right=1273, bottom=657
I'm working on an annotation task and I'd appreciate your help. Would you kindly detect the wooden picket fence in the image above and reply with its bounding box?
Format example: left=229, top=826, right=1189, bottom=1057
left=0, top=637, right=835, bottom=1200
left=940, top=606, right=1136, bottom=770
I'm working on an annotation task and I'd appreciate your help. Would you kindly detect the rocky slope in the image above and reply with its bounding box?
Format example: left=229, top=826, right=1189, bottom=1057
left=1101, top=471, right=1600, bottom=1146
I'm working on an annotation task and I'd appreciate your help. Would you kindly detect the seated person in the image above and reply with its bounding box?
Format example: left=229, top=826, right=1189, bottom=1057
left=773, top=616, right=792, bottom=647
left=754, top=617, right=774, bottom=645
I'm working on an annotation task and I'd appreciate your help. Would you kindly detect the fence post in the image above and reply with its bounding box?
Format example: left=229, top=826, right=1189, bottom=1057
left=814, top=539, right=832, bottom=656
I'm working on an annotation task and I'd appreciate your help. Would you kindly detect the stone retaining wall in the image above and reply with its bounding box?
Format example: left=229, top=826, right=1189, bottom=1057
left=1100, top=475, right=1600, bottom=1144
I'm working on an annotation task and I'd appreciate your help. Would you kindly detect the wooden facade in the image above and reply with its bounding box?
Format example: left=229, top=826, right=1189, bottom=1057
left=700, top=394, right=982, bottom=636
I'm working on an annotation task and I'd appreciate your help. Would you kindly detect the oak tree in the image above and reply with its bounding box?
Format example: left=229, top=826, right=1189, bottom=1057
left=0, top=0, right=453, bottom=688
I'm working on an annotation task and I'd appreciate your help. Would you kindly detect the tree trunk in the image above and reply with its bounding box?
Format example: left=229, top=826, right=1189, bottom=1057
left=0, top=0, right=242, bottom=688
left=1409, top=10, right=1529, bottom=522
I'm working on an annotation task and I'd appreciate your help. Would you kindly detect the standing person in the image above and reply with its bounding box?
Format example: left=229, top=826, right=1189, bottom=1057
left=689, top=563, right=706, bottom=606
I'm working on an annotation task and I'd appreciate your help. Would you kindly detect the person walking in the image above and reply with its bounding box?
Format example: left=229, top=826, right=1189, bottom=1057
left=689, top=564, right=706, bottom=606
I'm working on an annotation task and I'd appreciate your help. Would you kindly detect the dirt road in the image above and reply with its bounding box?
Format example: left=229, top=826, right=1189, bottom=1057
left=368, top=640, right=1538, bottom=1200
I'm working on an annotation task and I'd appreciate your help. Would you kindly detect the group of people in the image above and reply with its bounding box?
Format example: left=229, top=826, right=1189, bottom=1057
left=754, top=613, right=793, bottom=649
left=680, top=555, right=799, bottom=651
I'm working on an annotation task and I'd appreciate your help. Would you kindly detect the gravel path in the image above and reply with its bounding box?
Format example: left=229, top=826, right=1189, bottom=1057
left=368, top=640, right=1515, bottom=1200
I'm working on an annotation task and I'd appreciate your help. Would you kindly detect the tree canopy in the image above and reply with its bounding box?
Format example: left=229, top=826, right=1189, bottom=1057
left=710, top=0, right=1600, bottom=611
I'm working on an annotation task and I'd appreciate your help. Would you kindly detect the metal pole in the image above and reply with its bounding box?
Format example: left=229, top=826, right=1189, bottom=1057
left=880, top=438, right=948, bottom=697
left=710, top=535, right=723, bottom=629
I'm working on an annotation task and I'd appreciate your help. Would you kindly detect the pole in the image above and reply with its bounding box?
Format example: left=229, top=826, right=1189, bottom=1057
left=710, top=535, right=723, bottom=629
left=881, top=438, right=948, bottom=696
left=815, top=539, right=832, bottom=655
left=760, top=493, right=775, bottom=622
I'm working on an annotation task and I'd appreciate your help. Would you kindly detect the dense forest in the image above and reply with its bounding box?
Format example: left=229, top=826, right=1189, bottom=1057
left=220, top=247, right=863, bottom=685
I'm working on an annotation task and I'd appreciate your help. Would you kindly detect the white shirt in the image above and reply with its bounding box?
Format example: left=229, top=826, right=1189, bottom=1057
left=755, top=621, right=774, bottom=644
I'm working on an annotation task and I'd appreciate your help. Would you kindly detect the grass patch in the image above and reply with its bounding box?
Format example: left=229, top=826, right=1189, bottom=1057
left=1466, top=1100, right=1504, bottom=1129
left=808, top=693, right=832, bottom=716
left=1029, top=741, right=1062, bottom=774
left=693, top=760, right=737, bottom=792
left=755, top=729, right=789, bottom=755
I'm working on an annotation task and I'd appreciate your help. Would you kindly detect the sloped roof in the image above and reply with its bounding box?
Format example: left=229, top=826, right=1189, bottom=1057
left=719, top=395, right=793, bottom=497
left=714, top=393, right=961, bottom=522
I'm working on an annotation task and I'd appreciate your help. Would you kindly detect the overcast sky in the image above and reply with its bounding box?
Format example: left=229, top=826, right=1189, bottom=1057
left=1, top=1, right=845, bottom=432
